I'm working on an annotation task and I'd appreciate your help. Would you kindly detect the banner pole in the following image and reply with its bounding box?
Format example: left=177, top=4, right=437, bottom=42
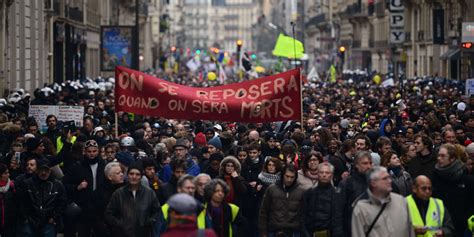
left=115, top=112, right=119, bottom=138
left=291, top=22, right=297, bottom=69
left=300, top=68, right=304, bottom=129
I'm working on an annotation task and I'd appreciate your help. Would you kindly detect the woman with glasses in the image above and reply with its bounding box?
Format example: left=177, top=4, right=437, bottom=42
left=298, top=150, right=324, bottom=190
left=217, top=156, right=247, bottom=208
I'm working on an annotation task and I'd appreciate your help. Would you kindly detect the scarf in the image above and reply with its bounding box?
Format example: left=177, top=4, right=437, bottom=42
left=388, top=166, right=402, bottom=177
left=434, top=159, right=465, bottom=182
left=258, top=172, right=280, bottom=186
left=224, top=175, right=234, bottom=203
left=0, top=179, right=11, bottom=193
left=304, top=170, right=319, bottom=180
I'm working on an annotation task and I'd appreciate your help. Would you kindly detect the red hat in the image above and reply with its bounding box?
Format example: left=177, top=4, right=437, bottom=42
left=194, top=132, right=207, bottom=147
left=401, top=111, right=409, bottom=119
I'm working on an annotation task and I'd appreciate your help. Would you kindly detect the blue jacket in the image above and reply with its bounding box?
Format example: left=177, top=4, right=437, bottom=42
left=159, top=156, right=201, bottom=183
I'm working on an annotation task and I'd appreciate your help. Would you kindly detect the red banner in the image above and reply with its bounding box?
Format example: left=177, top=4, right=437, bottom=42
left=114, top=66, right=301, bottom=123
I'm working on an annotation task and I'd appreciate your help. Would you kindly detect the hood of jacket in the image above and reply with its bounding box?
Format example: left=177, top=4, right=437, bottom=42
left=219, top=156, right=241, bottom=176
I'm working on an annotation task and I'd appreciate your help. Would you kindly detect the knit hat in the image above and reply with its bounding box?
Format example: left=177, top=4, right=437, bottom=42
left=116, top=151, right=134, bottom=167
left=26, top=137, right=43, bottom=152
left=208, top=136, right=222, bottom=150
left=167, top=193, right=197, bottom=214
left=194, top=132, right=207, bottom=147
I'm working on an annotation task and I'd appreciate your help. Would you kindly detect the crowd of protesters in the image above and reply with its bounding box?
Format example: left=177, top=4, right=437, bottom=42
left=0, top=69, right=473, bottom=237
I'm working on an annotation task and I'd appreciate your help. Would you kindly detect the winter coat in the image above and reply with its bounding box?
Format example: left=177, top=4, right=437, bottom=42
left=158, top=176, right=178, bottom=204
left=297, top=170, right=319, bottom=190
left=258, top=180, right=305, bottom=235
left=303, top=183, right=343, bottom=237
left=159, top=155, right=201, bottom=183
left=62, top=157, right=106, bottom=219
left=432, top=160, right=474, bottom=237
left=407, top=151, right=437, bottom=180
left=0, top=179, right=16, bottom=237
left=328, top=152, right=352, bottom=186
left=337, top=171, right=368, bottom=237
left=388, top=167, right=412, bottom=196
left=351, top=190, right=415, bottom=237
left=105, top=183, right=161, bottom=237
left=218, top=156, right=248, bottom=207
left=18, top=175, right=66, bottom=231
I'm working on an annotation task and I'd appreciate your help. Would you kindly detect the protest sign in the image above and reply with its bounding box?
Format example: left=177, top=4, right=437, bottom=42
left=29, top=105, right=84, bottom=132
left=115, top=66, right=302, bottom=123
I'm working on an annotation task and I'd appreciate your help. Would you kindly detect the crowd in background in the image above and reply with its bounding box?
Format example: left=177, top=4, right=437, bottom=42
left=0, top=69, right=473, bottom=237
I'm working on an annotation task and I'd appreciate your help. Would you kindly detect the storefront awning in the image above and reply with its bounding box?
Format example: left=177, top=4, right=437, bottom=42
left=440, top=48, right=460, bottom=60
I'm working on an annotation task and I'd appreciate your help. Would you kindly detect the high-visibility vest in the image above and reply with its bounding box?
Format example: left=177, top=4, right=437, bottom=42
left=406, top=195, right=445, bottom=237
left=56, top=136, right=77, bottom=154
left=197, top=203, right=239, bottom=237
left=162, top=203, right=170, bottom=222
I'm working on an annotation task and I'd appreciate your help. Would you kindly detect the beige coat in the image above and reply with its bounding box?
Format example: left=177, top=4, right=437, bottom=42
left=351, top=190, right=415, bottom=237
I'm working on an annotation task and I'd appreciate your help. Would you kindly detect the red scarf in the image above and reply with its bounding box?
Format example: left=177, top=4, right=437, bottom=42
left=224, top=175, right=234, bottom=203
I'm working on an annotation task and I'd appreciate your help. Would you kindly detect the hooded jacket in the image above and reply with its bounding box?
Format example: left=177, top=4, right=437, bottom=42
left=218, top=156, right=247, bottom=207
left=258, top=172, right=305, bottom=235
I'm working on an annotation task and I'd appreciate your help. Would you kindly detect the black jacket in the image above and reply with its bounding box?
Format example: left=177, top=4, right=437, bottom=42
left=18, top=175, right=66, bottom=230
left=62, top=157, right=106, bottom=219
left=337, top=171, right=367, bottom=237
left=432, top=161, right=474, bottom=237
left=158, top=176, right=177, bottom=204
left=328, top=152, right=351, bottom=186
left=303, top=183, right=343, bottom=237
left=407, top=151, right=437, bottom=180
left=105, top=183, right=161, bottom=237
left=0, top=180, right=16, bottom=237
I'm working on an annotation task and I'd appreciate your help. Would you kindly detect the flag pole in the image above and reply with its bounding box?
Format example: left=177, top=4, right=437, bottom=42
left=115, top=112, right=119, bottom=138
left=291, top=22, right=297, bottom=69
left=299, top=67, right=304, bottom=129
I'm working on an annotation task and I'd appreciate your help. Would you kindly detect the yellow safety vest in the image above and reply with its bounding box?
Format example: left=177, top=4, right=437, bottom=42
left=197, top=203, right=239, bottom=237
left=56, top=136, right=77, bottom=154
left=162, top=203, right=170, bottom=222
left=406, top=195, right=445, bottom=237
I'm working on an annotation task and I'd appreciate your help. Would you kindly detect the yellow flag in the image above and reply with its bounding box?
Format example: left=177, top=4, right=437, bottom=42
left=272, top=33, right=304, bottom=59
left=330, top=65, right=336, bottom=83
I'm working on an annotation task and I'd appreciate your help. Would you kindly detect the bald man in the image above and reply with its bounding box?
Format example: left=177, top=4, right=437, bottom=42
left=406, top=176, right=454, bottom=237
